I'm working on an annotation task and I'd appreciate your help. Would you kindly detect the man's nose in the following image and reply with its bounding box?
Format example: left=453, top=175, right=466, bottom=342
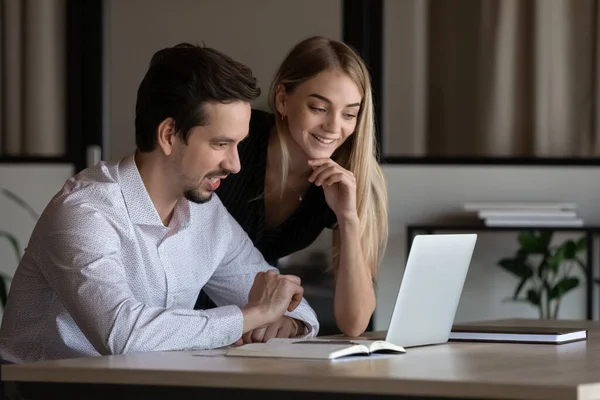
left=222, top=147, right=241, bottom=174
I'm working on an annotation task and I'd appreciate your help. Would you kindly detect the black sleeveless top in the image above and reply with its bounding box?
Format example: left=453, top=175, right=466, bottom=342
left=215, top=109, right=337, bottom=264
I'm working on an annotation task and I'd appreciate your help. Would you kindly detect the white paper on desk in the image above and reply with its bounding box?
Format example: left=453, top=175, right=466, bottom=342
left=190, top=348, right=228, bottom=357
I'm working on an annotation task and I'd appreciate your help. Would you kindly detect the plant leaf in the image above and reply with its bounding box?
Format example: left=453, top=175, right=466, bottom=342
left=513, top=276, right=528, bottom=300
left=517, top=231, right=550, bottom=254
left=563, top=240, right=577, bottom=259
left=527, top=289, right=541, bottom=305
left=498, top=258, right=534, bottom=279
left=0, top=231, right=22, bottom=261
left=575, top=236, right=587, bottom=253
left=549, top=277, right=580, bottom=300
left=538, top=251, right=553, bottom=278
left=0, top=187, right=39, bottom=220
left=546, top=245, right=567, bottom=273
left=538, top=230, right=553, bottom=250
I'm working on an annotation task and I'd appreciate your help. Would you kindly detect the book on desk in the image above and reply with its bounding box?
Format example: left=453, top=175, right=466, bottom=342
left=226, top=338, right=406, bottom=360
left=449, top=324, right=588, bottom=344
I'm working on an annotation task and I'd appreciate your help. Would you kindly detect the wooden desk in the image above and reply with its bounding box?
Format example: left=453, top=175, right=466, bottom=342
left=3, top=319, right=600, bottom=400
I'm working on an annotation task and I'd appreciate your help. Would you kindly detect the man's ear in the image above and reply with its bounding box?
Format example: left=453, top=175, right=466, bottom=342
left=274, top=84, right=288, bottom=117
left=157, top=117, right=177, bottom=155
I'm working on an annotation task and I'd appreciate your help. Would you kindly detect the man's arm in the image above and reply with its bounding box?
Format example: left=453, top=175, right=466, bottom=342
left=37, top=203, right=244, bottom=354
left=201, top=206, right=319, bottom=338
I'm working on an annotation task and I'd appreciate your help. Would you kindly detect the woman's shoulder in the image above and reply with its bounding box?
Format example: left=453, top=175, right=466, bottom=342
left=235, top=109, right=273, bottom=156
left=227, top=109, right=269, bottom=160
left=249, top=108, right=274, bottom=136
left=215, top=110, right=271, bottom=204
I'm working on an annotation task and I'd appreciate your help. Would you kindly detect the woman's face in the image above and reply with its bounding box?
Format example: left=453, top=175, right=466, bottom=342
left=277, top=69, right=362, bottom=160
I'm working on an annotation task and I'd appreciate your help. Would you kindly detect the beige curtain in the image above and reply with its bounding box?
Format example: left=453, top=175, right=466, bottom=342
left=421, top=0, right=599, bottom=157
left=0, top=0, right=66, bottom=157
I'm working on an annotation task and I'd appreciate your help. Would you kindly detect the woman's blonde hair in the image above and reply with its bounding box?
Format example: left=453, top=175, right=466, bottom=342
left=267, top=36, right=388, bottom=278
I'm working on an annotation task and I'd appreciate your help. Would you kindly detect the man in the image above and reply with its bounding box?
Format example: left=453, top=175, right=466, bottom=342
left=0, top=43, right=319, bottom=363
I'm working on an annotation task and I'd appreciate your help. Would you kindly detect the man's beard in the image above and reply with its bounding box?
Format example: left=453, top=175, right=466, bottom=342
left=183, top=188, right=212, bottom=204
left=182, top=169, right=230, bottom=204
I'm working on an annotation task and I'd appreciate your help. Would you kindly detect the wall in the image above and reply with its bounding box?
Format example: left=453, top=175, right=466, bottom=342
left=105, top=0, right=342, bottom=161
left=375, top=164, right=600, bottom=329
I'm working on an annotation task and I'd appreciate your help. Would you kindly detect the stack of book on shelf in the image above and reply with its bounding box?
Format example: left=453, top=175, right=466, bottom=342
left=463, top=202, right=584, bottom=227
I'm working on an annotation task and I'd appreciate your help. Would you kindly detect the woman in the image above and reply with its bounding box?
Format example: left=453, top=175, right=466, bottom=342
left=205, top=36, right=388, bottom=337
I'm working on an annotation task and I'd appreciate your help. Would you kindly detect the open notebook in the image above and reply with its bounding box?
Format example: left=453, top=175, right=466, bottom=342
left=226, top=338, right=406, bottom=360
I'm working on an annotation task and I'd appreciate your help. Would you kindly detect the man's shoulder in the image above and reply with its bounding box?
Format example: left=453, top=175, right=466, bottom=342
left=66, top=160, right=122, bottom=194
left=47, top=161, right=127, bottom=217
left=24, top=161, right=130, bottom=245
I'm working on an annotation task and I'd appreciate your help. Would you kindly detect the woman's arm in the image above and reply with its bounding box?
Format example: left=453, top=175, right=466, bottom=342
left=332, top=217, right=376, bottom=337
left=308, top=158, right=376, bottom=337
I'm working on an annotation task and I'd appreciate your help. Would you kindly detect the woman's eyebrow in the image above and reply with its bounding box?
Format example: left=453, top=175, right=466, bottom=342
left=308, top=93, right=361, bottom=108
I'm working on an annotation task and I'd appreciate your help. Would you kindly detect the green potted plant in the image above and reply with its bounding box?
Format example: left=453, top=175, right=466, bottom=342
left=0, top=187, right=39, bottom=308
left=498, top=230, right=598, bottom=319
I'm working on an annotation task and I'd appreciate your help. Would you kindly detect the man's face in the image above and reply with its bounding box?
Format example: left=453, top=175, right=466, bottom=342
left=171, top=101, right=251, bottom=203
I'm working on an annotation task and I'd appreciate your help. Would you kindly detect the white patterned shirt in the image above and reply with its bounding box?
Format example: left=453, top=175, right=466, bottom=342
left=0, top=156, right=319, bottom=363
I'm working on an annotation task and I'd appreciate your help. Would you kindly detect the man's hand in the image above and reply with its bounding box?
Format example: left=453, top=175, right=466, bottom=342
left=241, top=270, right=304, bottom=334
left=238, top=316, right=302, bottom=344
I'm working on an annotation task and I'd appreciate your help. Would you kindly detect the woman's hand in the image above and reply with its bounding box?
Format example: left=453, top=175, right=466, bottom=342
left=308, top=158, right=357, bottom=221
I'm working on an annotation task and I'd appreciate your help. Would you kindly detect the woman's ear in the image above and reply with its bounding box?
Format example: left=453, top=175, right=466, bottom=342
left=274, top=84, right=288, bottom=117
left=157, top=117, right=177, bottom=156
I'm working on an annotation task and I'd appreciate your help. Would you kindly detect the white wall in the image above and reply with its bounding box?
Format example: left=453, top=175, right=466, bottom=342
left=374, top=164, right=600, bottom=329
left=105, top=0, right=342, bottom=162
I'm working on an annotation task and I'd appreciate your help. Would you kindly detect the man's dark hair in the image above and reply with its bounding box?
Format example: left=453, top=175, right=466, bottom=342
left=135, top=43, right=261, bottom=152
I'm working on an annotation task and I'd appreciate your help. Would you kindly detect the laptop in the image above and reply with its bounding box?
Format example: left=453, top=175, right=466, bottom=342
left=382, top=233, right=477, bottom=348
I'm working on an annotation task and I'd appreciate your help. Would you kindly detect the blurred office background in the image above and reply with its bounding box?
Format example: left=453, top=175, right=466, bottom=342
left=1, top=0, right=600, bottom=335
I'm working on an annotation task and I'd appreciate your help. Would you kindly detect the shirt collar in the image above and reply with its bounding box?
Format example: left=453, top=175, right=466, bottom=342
left=118, top=154, right=191, bottom=231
